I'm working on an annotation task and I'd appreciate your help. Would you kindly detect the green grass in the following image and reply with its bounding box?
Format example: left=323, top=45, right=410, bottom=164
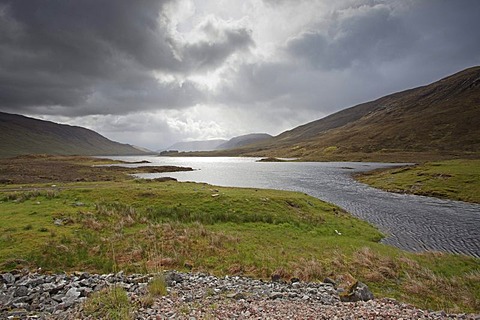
left=83, top=286, right=132, bottom=320
left=357, top=159, right=480, bottom=203
left=0, top=179, right=479, bottom=313
left=148, top=274, right=168, bottom=297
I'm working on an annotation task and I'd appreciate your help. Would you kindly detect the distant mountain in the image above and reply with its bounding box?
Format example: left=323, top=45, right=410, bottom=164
left=217, top=133, right=273, bottom=150
left=244, top=66, right=480, bottom=160
left=0, top=112, right=149, bottom=158
left=165, top=139, right=227, bottom=152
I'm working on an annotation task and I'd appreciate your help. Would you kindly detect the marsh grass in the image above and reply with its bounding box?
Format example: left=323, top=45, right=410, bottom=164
left=0, top=179, right=479, bottom=312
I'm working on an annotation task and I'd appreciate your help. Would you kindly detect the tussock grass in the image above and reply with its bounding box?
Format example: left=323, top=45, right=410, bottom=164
left=83, top=286, right=132, bottom=320
left=148, top=274, right=168, bottom=297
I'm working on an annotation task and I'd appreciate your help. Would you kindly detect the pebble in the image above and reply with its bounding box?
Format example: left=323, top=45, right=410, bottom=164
left=0, top=270, right=478, bottom=319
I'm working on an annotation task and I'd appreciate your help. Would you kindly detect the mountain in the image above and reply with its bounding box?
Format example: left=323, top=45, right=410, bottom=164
left=165, top=139, right=227, bottom=152
left=244, top=66, right=480, bottom=160
left=216, top=133, right=273, bottom=150
left=0, top=112, right=149, bottom=158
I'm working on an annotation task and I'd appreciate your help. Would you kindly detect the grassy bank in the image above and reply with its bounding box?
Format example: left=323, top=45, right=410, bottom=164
left=356, top=159, right=480, bottom=203
left=0, top=177, right=478, bottom=313
left=0, top=155, right=479, bottom=313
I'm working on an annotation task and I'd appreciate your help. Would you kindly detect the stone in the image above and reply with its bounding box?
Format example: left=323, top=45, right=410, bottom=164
left=63, top=287, right=81, bottom=306
left=270, top=274, right=281, bottom=282
left=165, top=271, right=183, bottom=285
left=14, top=285, right=28, bottom=297
left=291, top=282, right=302, bottom=289
left=323, top=277, right=336, bottom=287
left=226, top=292, right=245, bottom=300
left=1, top=273, right=15, bottom=285
left=269, top=292, right=283, bottom=299
left=340, top=281, right=374, bottom=302
left=290, top=277, right=300, bottom=283
left=73, top=202, right=85, bottom=207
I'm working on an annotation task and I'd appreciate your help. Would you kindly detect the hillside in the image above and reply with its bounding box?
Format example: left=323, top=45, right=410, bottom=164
left=216, top=133, right=272, bottom=150
left=0, top=112, right=148, bottom=158
left=165, top=139, right=227, bottom=152
left=243, top=66, right=480, bottom=160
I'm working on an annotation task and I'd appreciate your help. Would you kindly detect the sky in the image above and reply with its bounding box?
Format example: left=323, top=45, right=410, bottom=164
left=1, top=0, right=480, bottom=150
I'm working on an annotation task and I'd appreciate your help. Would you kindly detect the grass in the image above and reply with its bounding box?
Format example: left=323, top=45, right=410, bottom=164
left=0, top=179, right=479, bottom=313
left=0, top=156, right=479, bottom=313
left=356, top=159, right=480, bottom=203
left=83, top=286, right=132, bottom=320
left=148, top=274, right=168, bottom=297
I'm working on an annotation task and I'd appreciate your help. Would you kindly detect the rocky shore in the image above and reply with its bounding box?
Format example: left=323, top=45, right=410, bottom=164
left=1, top=270, right=478, bottom=319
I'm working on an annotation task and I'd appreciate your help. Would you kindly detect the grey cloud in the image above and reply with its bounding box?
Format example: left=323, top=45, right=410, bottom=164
left=221, top=0, right=480, bottom=115
left=181, top=25, right=253, bottom=72
left=286, top=4, right=417, bottom=70
left=400, top=0, right=480, bottom=70
left=0, top=0, right=253, bottom=115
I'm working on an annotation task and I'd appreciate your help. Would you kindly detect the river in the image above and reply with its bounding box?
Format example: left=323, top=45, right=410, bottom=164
left=106, top=156, right=480, bottom=257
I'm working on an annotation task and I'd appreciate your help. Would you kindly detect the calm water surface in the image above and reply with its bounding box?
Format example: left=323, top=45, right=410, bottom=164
left=107, top=156, right=480, bottom=257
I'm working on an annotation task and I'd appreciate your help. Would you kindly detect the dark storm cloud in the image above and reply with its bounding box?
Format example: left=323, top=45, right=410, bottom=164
left=220, top=0, right=480, bottom=116
left=0, top=0, right=253, bottom=115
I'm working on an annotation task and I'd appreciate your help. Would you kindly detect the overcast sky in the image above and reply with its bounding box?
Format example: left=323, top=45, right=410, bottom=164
left=1, top=0, right=479, bottom=150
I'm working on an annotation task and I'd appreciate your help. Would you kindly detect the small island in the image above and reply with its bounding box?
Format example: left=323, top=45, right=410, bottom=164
left=256, top=157, right=287, bottom=162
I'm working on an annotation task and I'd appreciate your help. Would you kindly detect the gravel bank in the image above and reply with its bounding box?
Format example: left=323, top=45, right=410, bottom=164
left=1, top=270, right=478, bottom=319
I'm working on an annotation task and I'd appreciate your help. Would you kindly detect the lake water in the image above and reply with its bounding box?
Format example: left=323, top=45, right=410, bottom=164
left=106, top=156, right=480, bottom=257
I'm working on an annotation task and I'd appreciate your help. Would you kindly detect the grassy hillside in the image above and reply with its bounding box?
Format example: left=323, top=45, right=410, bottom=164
left=217, top=133, right=273, bottom=150
left=232, top=66, right=480, bottom=161
left=0, top=112, right=148, bottom=157
left=0, top=156, right=479, bottom=312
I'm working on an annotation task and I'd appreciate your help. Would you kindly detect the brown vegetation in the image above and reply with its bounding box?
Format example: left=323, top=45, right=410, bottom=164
left=0, top=154, right=192, bottom=184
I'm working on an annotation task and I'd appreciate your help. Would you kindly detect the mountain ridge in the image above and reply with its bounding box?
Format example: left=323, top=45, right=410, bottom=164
left=216, top=133, right=273, bottom=150
left=240, top=66, right=480, bottom=160
left=0, top=112, right=149, bottom=158
left=164, top=139, right=228, bottom=152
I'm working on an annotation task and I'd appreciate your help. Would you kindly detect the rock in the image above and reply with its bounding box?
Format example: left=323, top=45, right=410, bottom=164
left=73, top=202, right=85, bottom=207
left=165, top=271, right=183, bottom=285
left=323, top=277, right=336, bottom=287
left=270, top=274, right=281, bottom=282
left=290, top=277, right=300, bottom=283
left=63, top=287, right=81, bottom=305
left=340, top=281, right=374, bottom=302
left=1, top=273, right=15, bottom=284
left=54, top=219, right=63, bottom=226
left=269, top=292, right=283, bottom=299
left=291, top=282, right=302, bottom=289
left=0, top=293, right=11, bottom=306
left=8, top=270, right=461, bottom=320
left=14, top=285, right=28, bottom=297
left=226, top=292, right=245, bottom=300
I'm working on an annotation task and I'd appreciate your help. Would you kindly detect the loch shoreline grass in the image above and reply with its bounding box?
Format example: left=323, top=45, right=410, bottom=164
left=0, top=156, right=479, bottom=313
left=356, top=159, right=480, bottom=203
